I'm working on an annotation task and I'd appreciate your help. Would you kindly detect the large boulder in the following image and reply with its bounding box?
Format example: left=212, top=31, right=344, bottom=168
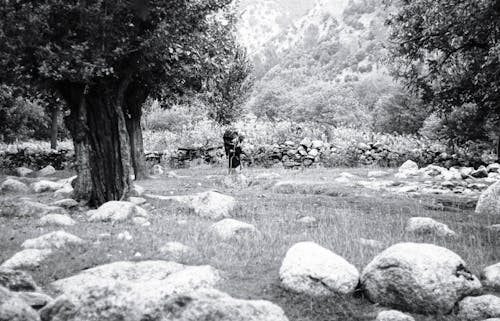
left=86, top=201, right=149, bottom=222
left=0, top=268, right=38, bottom=292
left=21, top=231, right=84, bottom=250
left=0, top=179, right=30, bottom=194
left=146, top=191, right=236, bottom=220
left=398, top=160, right=419, bottom=177
left=482, top=262, right=500, bottom=290
left=361, top=242, right=481, bottom=314
left=476, top=181, right=500, bottom=216
left=457, top=295, right=500, bottom=321
left=1, top=249, right=53, bottom=270
left=36, top=165, right=56, bottom=177
left=0, top=286, right=40, bottom=321
left=279, top=242, right=359, bottom=296
left=209, top=219, right=260, bottom=241
left=405, top=217, right=456, bottom=237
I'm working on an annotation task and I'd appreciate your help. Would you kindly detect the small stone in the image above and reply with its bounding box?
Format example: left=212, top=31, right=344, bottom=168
left=482, top=262, right=500, bottom=290
left=358, top=238, right=384, bottom=249
left=0, top=268, right=38, bottom=292
left=159, top=242, right=197, bottom=258
left=53, top=185, right=74, bottom=199
left=21, top=231, right=84, bottom=250
left=50, top=199, right=79, bottom=208
left=461, top=167, right=475, bottom=178
left=16, top=291, right=53, bottom=309
left=209, top=219, right=260, bottom=241
left=311, top=140, right=323, bottom=149
left=1, top=249, right=53, bottom=269
left=129, top=197, right=146, bottom=205
left=405, top=217, right=456, bottom=237
left=300, top=137, right=312, bottom=149
left=297, top=216, right=318, bottom=227
left=130, top=184, right=145, bottom=196
left=36, top=165, right=56, bottom=177
left=487, top=163, right=500, bottom=173
left=0, top=179, right=30, bottom=194
left=0, top=286, right=40, bottom=321
left=375, top=310, right=415, bottom=321
left=14, top=167, right=33, bottom=177
left=457, top=295, right=500, bottom=321
left=87, top=201, right=149, bottom=222
left=39, top=214, right=76, bottom=227
left=368, top=170, right=389, bottom=178
left=31, top=180, right=63, bottom=193
left=471, top=166, right=489, bottom=178
left=117, top=231, right=133, bottom=241
left=152, top=164, right=164, bottom=176
left=132, top=217, right=150, bottom=227
left=397, top=185, right=418, bottom=193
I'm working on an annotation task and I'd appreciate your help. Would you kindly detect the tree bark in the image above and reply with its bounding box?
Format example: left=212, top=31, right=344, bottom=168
left=85, top=81, right=132, bottom=206
left=50, top=106, right=59, bottom=150
left=124, top=82, right=149, bottom=180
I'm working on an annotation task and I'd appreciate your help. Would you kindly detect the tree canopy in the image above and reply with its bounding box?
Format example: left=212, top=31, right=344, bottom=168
left=387, top=0, right=500, bottom=143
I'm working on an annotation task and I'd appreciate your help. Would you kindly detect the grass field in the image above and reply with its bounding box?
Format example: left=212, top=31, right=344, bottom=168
left=1, top=166, right=499, bottom=321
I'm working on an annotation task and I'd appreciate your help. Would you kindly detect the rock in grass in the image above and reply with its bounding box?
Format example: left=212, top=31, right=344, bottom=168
left=0, top=268, right=38, bottom=292
left=368, top=170, right=389, bottom=178
left=0, top=286, right=40, bottom=321
left=159, top=242, right=198, bottom=259
left=279, top=242, right=359, bottom=296
left=50, top=199, right=79, bottom=209
left=398, top=160, right=419, bottom=176
left=405, top=217, right=456, bottom=237
left=1, top=249, right=53, bottom=269
left=53, top=185, right=74, bottom=199
left=361, top=242, right=481, bottom=314
left=457, top=295, right=500, bottom=321
left=0, top=179, right=30, bottom=194
left=36, top=165, right=56, bottom=177
left=209, top=219, right=260, bottom=241
left=86, top=201, right=148, bottom=222
left=375, top=310, right=415, bottom=321
left=14, top=167, right=33, bottom=177
left=128, top=197, right=146, bottom=205
left=297, top=216, right=318, bottom=227
left=17, top=200, right=66, bottom=218
left=22, top=231, right=84, bottom=250
left=39, top=214, right=76, bottom=227
left=131, top=217, right=150, bottom=227
left=483, top=263, right=500, bottom=290
left=358, top=238, right=384, bottom=249
left=31, top=180, right=63, bottom=193
left=476, top=181, right=500, bottom=216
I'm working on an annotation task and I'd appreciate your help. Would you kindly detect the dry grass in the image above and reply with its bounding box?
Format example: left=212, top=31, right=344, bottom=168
left=0, top=166, right=499, bottom=321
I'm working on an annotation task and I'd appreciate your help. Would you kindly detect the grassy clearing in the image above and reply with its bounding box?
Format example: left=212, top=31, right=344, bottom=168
left=0, top=165, right=499, bottom=321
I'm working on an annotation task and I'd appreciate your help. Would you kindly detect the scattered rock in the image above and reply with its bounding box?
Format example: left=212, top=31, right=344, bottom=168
left=209, top=219, right=260, bottom=241
left=487, top=163, right=500, bottom=173
left=0, top=268, right=38, bottom=292
left=457, top=295, right=500, bottom=321
left=482, top=262, right=500, bottom=290
left=405, top=217, right=456, bottom=237
left=36, top=165, right=56, bottom=177
left=361, top=242, right=481, bottom=314
left=14, top=167, right=33, bottom=177
left=368, top=170, right=390, bottom=178
left=117, top=231, right=133, bottom=241
left=152, top=164, right=164, bottom=176
left=31, top=180, right=63, bottom=193
left=50, top=199, right=79, bottom=209
left=279, top=242, right=359, bottom=296
left=471, top=166, right=489, bottom=178
left=1, top=249, right=53, bottom=269
left=0, top=286, right=40, bottom=321
left=130, top=184, right=145, bottom=197
left=358, top=238, right=384, bottom=249
left=39, top=214, right=76, bottom=227
left=159, top=242, right=197, bottom=259
left=0, top=179, right=30, bottom=194
left=129, top=197, right=146, bottom=205
left=375, top=310, right=415, bottom=321
left=476, top=181, right=500, bottom=216
left=131, top=217, right=151, bottom=227
left=297, top=216, right=318, bottom=227
left=16, top=291, right=53, bottom=309
left=147, top=191, right=237, bottom=220
left=53, top=185, right=74, bottom=199
left=21, top=231, right=84, bottom=250
left=87, top=201, right=149, bottom=222
left=397, top=185, right=418, bottom=193
left=461, top=167, right=475, bottom=178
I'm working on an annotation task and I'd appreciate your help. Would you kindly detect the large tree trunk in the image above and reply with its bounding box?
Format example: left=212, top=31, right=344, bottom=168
left=124, top=83, right=149, bottom=180
left=50, top=106, right=59, bottom=150
left=85, top=82, right=132, bottom=206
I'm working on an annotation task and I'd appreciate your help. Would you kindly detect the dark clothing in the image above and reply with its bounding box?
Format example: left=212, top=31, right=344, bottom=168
left=223, top=129, right=243, bottom=169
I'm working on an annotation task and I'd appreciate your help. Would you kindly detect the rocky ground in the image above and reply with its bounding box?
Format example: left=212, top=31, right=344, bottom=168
left=0, top=163, right=499, bottom=321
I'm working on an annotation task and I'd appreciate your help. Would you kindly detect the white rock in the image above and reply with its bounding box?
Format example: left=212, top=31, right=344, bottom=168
left=0, top=267, right=39, bottom=291
left=457, top=295, right=500, bottom=321
left=461, top=167, right=475, bottom=178
left=297, top=216, right=318, bottom=227
left=0, top=179, right=29, bottom=194
left=117, top=231, right=133, bottom=241
left=308, top=149, right=319, bottom=157
left=132, top=217, right=150, bottom=226
left=1, top=249, right=53, bottom=269
left=368, top=170, right=389, bottom=178
left=15, top=200, right=66, bottom=218
left=375, top=310, right=415, bottom=321
left=130, top=184, right=145, bottom=196
left=39, top=214, right=76, bottom=227
left=37, top=165, right=56, bottom=177
left=279, top=242, right=359, bottom=296
left=361, top=242, right=481, bottom=314
left=358, top=238, right=384, bottom=249
left=152, top=164, right=164, bottom=175
left=405, top=217, right=456, bottom=237
left=0, top=286, right=40, bottom=321
left=53, top=185, right=74, bottom=199
left=50, top=199, right=78, bottom=208
left=476, top=181, right=500, bottom=216
left=14, top=167, right=33, bottom=177
left=22, top=231, right=84, bottom=250
left=159, top=242, right=197, bottom=258
left=397, top=185, right=418, bottom=193
left=147, top=191, right=236, bottom=220
left=487, top=163, right=500, bottom=173
left=16, top=291, right=53, bottom=309
left=129, top=197, right=146, bottom=205
left=87, top=201, right=149, bottom=222
left=399, top=160, right=419, bottom=176
left=209, top=219, right=260, bottom=241
left=482, top=262, right=500, bottom=290
left=31, top=180, right=63, bottom=193
left=311, top=140, right=323, bottom=149
left=334, top=176, right=351, bottom=184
